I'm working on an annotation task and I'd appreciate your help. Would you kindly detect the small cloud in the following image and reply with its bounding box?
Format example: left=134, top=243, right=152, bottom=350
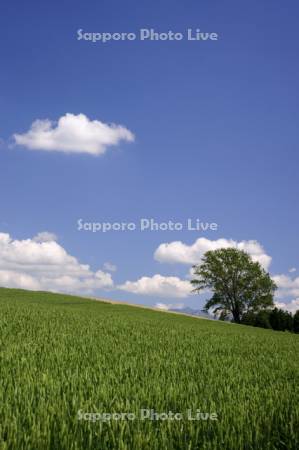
left=103, top=262, right=117, bottom=272
left=155, top=302, right=185, bottom=311
left=289, top=267, right=296, bottom=273
left=33, top=231, right=58, bottom=243
left=186, top=267, right=196, bottom=279
left=13, top=113, right=135, bottom=156
left=119, top=274, right=191, bottom=298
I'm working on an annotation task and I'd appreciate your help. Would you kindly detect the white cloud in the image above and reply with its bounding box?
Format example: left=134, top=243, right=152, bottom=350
left=289, top=267, right=296, bottom=273
left=155, top=237, right=271, bottom=270
left=33, top=231, right=58, bottom=243
left=271, top=274, right=299, bottom=313
left=272, top=274, right=299, bottom=298
left=13, top=113, right=135, bottom=156
left=275, top=299, right=299, bottom=314
left=186, top=267, right=196, bottom=279
left=0, top=232, right=113, bottom=294
left=119, top=274, right=191, bottom=298
left=103, top=262, right=117, bottom=272
left=155, top=302, right=185, bottom=311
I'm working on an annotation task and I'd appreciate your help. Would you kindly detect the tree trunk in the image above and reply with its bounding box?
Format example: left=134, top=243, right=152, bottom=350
left=232, top=309, right=241, bottom=323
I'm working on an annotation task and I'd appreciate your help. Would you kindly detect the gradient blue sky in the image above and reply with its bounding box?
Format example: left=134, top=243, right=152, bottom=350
left=0, top=0, right=298, bottom=309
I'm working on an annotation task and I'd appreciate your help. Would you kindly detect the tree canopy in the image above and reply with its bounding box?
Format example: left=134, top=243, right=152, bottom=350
left=191, top=248, right=276, bottom=323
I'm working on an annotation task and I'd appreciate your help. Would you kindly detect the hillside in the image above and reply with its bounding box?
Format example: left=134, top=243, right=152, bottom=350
left=0, top=288, right=298, bottom=449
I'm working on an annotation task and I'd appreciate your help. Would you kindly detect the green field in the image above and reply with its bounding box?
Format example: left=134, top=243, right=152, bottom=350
left=0, top=288, right=298, bottom=450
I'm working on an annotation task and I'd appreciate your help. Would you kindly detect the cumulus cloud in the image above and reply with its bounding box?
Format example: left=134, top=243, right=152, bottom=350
left=267, top=274, right=299, bottom=313
left=119, top=274, right=192, bottom=298
left=0, top=232, right=113, bottom=294
left=272, top=274, right=299, bottom=298
left=289, top=267, right=297, bottom=273
left=13, top=113, right=135, bottom=155
left=275, top=299, right=299, bottom=314
left=103, top=262, right=117, bottom=272
left=155, top=237, right=271, bottom=270
left=155, top=302, right=185, bottom=311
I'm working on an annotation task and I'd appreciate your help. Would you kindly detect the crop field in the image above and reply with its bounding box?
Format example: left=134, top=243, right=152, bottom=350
left=0, top=288, right=298, bottom=449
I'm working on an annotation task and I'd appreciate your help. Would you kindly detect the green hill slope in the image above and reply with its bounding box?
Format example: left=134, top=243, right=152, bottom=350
left=0, top=288, right=298, bottom=449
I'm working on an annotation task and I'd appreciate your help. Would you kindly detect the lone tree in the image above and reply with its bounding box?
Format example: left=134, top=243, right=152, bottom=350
left=191, top=248, right=276, bottom=323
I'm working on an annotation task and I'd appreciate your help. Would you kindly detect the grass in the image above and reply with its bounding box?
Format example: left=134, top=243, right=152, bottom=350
left=0, top=287, right=298, bottom=449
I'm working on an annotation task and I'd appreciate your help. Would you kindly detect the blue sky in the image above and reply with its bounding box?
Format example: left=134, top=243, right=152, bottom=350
left=0, top=0, right=298, bottom=311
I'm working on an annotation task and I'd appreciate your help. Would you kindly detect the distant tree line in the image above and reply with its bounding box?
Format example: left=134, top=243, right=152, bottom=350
left=241, top=308, right=299, bottom=333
